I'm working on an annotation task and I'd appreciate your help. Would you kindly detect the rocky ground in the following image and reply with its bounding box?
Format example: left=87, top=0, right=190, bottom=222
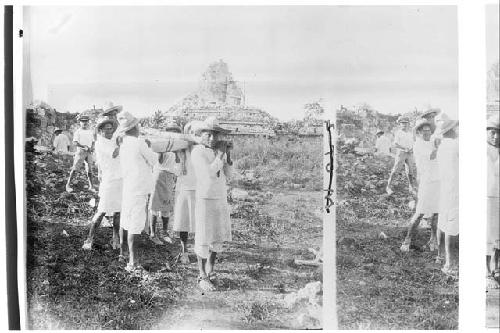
left=25, top=140, right=323, bottom=329
left=336, top=151, right=459, bottom=329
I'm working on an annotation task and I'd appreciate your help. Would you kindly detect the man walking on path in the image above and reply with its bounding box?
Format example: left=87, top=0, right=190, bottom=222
left=115, top=111, right=158, bottom=272
left=386, top=116, right=416, bottom=196
left=66, top=114, right=96, bottom=192
left=82, top=118, right=122, bottom=251
left=486, top=113, right=500, bottom=289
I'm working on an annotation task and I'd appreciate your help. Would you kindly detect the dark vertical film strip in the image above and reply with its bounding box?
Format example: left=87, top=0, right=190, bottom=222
left=324, top=120, right=334, bottom=213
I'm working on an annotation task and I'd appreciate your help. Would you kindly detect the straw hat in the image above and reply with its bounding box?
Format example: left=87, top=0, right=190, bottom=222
left=487, top=113, right=499, bottom=129
left=184, top=120, right=204, bottom=135
left=397, top=116, right=410, bottom=124
left=164, top=121, right=182, bottom=133
left=96, top=117, right=116, bottom=131
left=116, top=111, right=140, bottom=134
left=420, top=108, right=441, bottom=119
left=414, top=119, right=432, bottom=132
left=54, top=127, right=63, bottom=134
left=436, top=118, right=458, bottom=136
left=375, top=130, right=384, bottom=136
left=102, top=101, right=123, bottom=116
left=194, top=116, right=230, bottom=134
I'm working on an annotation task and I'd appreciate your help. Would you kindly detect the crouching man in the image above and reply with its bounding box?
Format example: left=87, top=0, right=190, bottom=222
left=82, top=118, right=122, bottom=250
left=191, top=117, right=233, bottom=292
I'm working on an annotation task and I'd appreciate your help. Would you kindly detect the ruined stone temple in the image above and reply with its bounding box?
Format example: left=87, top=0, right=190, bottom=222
left=167, top=60, right=276, bottom=136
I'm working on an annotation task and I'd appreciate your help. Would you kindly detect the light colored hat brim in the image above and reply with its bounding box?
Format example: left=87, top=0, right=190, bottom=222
left=117, top=118, right=140, bottom=134
left=438, top=120, right=459, bottom=136
left=97, top=119, right=116, bottom=130
left=421, top=109, right=440, bottom=118
left=103, top=105, right=123, bottom=115
left=414, top=120, right=432, bottom=132
left=196, top=124, right=231, bottom=134
left=487, top=114, right=500, bottom=129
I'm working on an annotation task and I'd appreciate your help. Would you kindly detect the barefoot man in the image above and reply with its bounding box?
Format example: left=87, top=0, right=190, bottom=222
left=191, top=117, right=233, bottom=291
left=82, top=117, right=122, bottom=250
left=400, top=119, right=440, bottom=252
left=486, top=113, right=500, bottom=289
left=66, top=114, right=96, bottom=192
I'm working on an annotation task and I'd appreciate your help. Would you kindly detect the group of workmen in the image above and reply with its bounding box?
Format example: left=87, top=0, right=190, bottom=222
left=374, top=108, right=500, bottom=287
left=52, top=102, right=233, bottom=292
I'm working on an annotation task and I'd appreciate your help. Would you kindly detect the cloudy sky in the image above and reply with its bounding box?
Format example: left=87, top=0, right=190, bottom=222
left=26, top=6, right=458, bottom=119
left=486, top=4, right=499, bottom=68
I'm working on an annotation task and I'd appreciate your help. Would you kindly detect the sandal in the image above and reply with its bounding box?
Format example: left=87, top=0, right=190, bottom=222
left=441, top=265, right=458, bottom=277
left=400, top=239, right=411, bottom=252
left=198, top=276, right=216, bottom=292
left=125, top=263, right=146, bottom=274
left=435, top=255, right=444, bottom=264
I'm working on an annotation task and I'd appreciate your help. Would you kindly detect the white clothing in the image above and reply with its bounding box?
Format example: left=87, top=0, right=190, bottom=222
left=119, top=136, right=157, bottom=196
left=73, top=128, right=95, bottom=148
left=437, top=138, right=459, bottom=236
left=53, top=133, right=70, bottom=153
left=95, top=136, right=122, bottom=183
left=394, top=129, right=414, bottom=150
left=121, top=194, right=149, bottom=234
left=176, top=149, right=197, bottom=191
left=414, top=138, right=440, bottom=183
left=190, top=145, right=232, bottom=199
left=487, top=144, right=500, bottom=254
left=190, top=144, right=232, bottom=259
left=97, top=179, right=122, bottom=215
left=155, top=152, right=181, bottom=174
left=173, top=190, right=196, bottom=233
left=375, top=136, right=392, bottom=155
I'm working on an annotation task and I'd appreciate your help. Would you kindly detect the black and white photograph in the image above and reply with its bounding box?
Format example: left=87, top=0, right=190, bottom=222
left=485, top=2, right=499, bottom=328
left=333, top=6, right=459, bottom=329
left=20, top=6, right=330, bottom=329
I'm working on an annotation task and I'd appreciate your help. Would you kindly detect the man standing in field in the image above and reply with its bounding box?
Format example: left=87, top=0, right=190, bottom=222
left=486, top=113, right=500, bottom=289
left=400, top=119, right=440, bottom=253
left=65, top=114, right=96, bottom=192
left=191, top=117, right=233, bottom=291
left=82, top=118, right=122, bottom=251
left=435, top=118, right=459, bottom=276
left=386, top=116, right=416, bottom=196
left=115, top=111, right=157, bottom=272
left=53, top=128, right=70, bottom=155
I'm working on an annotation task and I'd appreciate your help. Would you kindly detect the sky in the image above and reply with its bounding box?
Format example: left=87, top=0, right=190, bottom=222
left=486, top=4, right=499, bottom=69
left=25, top=6, right=458, bottom=119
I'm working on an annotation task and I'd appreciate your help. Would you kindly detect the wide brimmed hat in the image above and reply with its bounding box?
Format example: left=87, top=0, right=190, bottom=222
left=397, top=116, right=410, bottom=124
left=437, top=119, right=458, bottom=136
left=54, top=127, right=63, bottom=134
left=116, top=111, right=140, bottom=134
left=102, top=101, right=123, bottom=116
left=96, top=117, right=116, bottom=131
left=375, top=130, right=384, bottom=136
left=414, top=119, right=432, bottom=132
left=421, top=108, right=441, bottom=119
left=164, top=121, right=182, bottom=133
left=195, top=116, right=230, bottom=134
left=487, top=113, right=499, bottom=129
left=184, top=120, right=204, bottom=134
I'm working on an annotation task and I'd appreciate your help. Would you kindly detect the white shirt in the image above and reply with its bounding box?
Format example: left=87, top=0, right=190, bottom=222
left=413, top=138, right=440, bottom=183
left=394, top=129, right=414, bottom=150
left=176, top=149, right=197, bottom=191
left=191, top=145, right=232, bottom=199
left=73, top=128, right=95, bottom=148
left=487, top=144, right=499, bottom=198
left=53, top=133, right=70, bottom=153
left=95, top=136, right=122, bottom=183
left=155, top=151, right=181, bottom=175
left=437, top=138, right=459, bottom=212
left=119, top=136, right=158, bottom=196
left=375, top=135, right=392, bottom=155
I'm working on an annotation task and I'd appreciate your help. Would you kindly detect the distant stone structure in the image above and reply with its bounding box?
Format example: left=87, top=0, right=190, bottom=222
left=167, top=60, right=276, bottom=136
